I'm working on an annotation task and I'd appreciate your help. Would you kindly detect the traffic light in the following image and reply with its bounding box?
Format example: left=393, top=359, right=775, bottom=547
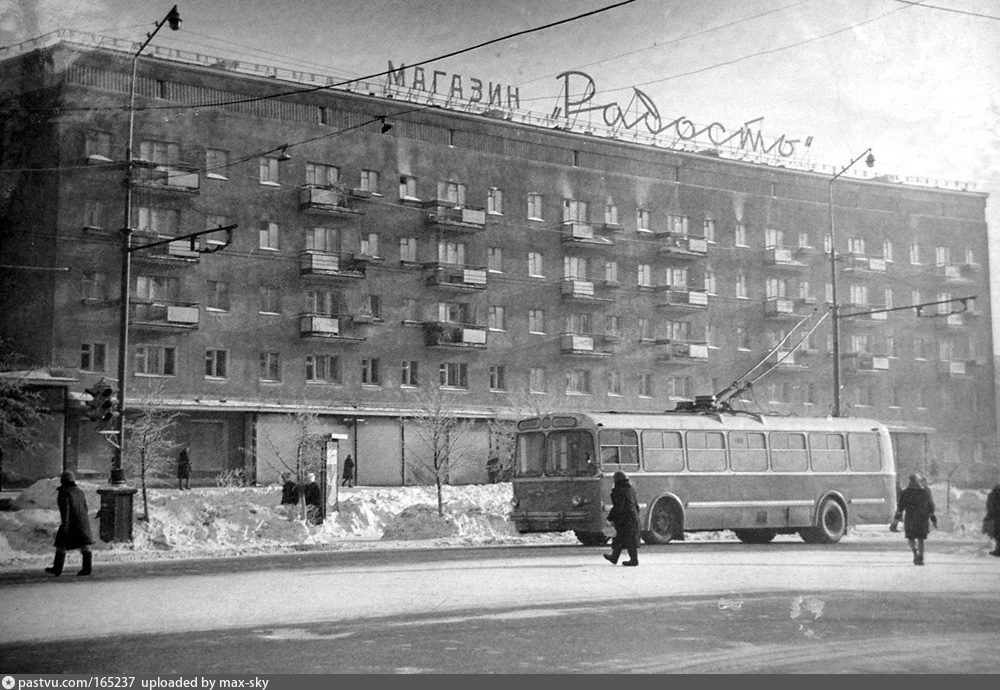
left=85, top=381, right=118, bottom=425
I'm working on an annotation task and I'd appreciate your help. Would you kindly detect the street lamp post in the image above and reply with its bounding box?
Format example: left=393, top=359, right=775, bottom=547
left=828, top=148, right=875, bottom=417
left=100, top=6, right=181, bottom=542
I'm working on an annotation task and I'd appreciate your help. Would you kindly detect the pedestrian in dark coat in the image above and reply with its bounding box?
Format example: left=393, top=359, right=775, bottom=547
left=280, top=473, right=298, bottom=506
left=45, top=471, right=94, bottom=577
left=603, top=471, right=640, bottom=567
left=892, top=472, right=937, bottom=565
left=176, top=447, right=191, bottom=490
left=984, top=483, right=1000, bottom=557
left=301, top=472, right=323, bottom=525
left=341, top=454, right=356, bottom=487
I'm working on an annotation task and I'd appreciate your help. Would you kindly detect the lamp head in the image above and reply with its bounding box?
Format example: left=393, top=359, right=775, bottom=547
left=379, top=117, right=393, bottom=134
left=167, top=6, right=182, bottom=30
left=865, top=152, right=875, bottom=168
left=276, top=146, right=292, bottom=162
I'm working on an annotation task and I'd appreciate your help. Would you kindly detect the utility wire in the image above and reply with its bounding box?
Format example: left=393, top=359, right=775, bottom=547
left=891, top=0, right=1000, bottom=20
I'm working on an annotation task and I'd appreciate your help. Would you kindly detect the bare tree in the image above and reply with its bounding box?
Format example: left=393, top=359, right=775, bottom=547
left=409, top=386, right=477, bottom=516
left=255, top=409, right=325, bottom=521
left=0, top=341, right=46, bottom=490
left=121, top=384, right=183, bottom=521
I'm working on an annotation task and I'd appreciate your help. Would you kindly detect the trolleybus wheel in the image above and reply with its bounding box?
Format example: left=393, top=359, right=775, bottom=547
left=799, top=498, right=846, bottom=544
left=574, top=530, right=609, bottom=546
left=643, top=500, right=681, bottom=545
left=733, top=528, right=777, bottom=544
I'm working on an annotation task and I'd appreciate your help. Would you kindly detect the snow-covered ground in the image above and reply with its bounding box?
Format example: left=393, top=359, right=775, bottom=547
left=0, top=479, right=994, bottom=570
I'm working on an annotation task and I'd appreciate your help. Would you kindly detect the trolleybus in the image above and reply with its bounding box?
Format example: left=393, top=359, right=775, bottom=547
left=510, top=406, right=897, bottom=545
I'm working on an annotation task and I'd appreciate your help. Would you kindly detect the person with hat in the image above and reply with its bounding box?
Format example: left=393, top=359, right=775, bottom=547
left=603, top=470, right=640, bottom=567
left=45, top=471, right=94, bottom=577
left=891, top=472, right=937, bottom=565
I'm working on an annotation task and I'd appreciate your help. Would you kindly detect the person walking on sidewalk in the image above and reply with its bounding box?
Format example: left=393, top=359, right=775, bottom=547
left=45, top=471, right=94, bottom=577
left=341, top=454, right=356, bottom=488
left=176, top=447, right=191, bottom=490
left=603, top=471, right=640, bottom=567
left=984, top=482, right=1000, bottom=557
left=891, top=472, right=937, bottom=565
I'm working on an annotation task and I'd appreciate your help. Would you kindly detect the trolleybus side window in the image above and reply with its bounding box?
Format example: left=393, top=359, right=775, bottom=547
left=729, top=431, right=768, bottom=471
left=686, top=430, right=726, bottom=471
left=769, top=431, right=808, bottom=472
left=546, top=430, right=597, bottom=476
left=599, top=429, right=639, bottom=472
left=810, top=432, right=847, bottom=471
left=642, top=430, right=684, bottom=472
left=848, top=432, right=882, bottom=471
left=515, top=432, right=545, bottom=477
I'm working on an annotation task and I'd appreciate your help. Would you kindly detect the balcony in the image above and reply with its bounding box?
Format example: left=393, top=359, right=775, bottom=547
left=938, top=360, right=968, bottom=378
left=561, top=279, right=612, bottom=304
left=843, top=255, right=887, bottom=276
left=298, top=185, right=363, bottom=216
left=655, top=340, right=709, bottom=363
left=425, top=263, right=487, bottom=290
left=131, top=236, right=200, bottom=265
left=130, top=300, right=199, bottom=330
left=657, top=233, right=708, bottom=259
left=931, top=312, right=966, bottom=328
left=845, top=352, right=890, bottom=373
left=658, top=288, right=708, bottom=311
left=840, top=303, right=887, bottom=323
left=298, top=314, right=366, bottom=342
left=763, top=297, right=797, bottom=318
left=560, top=221, right=613, bottom=248
left=425, top=201, right=487, bottom=233
left=764, top=247, right=806, bottom=269
left=773, top=349, right=807, bottom=369
left=423, top=321, right=487, bottom=349
left=936, top=263, right=975, bottom=285
left=601, top=221, right=624, bottom=234
left=132, top=163, right=200, bottom=195
left=299, top=250, right=366, bottom=280
left=560, top=333, right=612, bottom=357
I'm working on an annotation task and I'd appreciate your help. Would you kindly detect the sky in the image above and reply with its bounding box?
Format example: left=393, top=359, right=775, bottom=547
left=2, top=0, right=999, bottom=344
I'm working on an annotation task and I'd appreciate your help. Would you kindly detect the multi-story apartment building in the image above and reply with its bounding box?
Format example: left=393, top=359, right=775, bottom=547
left=1, top=34, right=996, bottom=487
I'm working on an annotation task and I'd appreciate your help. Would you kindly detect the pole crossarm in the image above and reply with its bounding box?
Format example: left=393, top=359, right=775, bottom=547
left=128, top=224, right=238, bottom=253
left=839, top=296, right=975, bottom=319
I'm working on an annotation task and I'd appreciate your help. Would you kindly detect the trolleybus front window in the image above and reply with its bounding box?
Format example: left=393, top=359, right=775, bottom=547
left=515, top=433, right=545, bottom=477
left=545, top=430, right=597, bottom=476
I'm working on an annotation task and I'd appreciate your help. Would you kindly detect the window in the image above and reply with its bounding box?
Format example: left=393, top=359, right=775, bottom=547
left=883, top=240, right=894, bottom=263
left=529, top=367, right=546, bottom=393
left=563, top=198, right=589, bottom=222
left=766, top=381, right=792, bottom=403
left=565, top=312, right=591, bottom=334
left=135, top=345, right=177, bottom=376
left=667, top=214, right=688, bottom=236
left=258, top=221, right=280, bottom=250
left=810, top=433, right=847, bottom=472
left=439, top=362, right=468, bottom=388
left=528, top=252, right=544, bottom=277
left=399, top=175, right=418, bottom=200
left=527, top=193, right=544, bottom=220
left=854, top=384, right=874, bottom=407
left=437, top=181, right=467, bottom=205
left=770, top=432, right=807, bottom=472
left=361, top=358, right=381, bottom=385
left=306, top=354, right=340, bottom=383
left=735, top=223, right=748, bottom=247
left=736, top=274, right=748, bottom=299
left=438, top=240, right=465, bottom=265
left=487, top=247, right=503, bottom=272
left=729, top=431, right=767, bottom=471
left=604, top=260, right=619, bottom=284
left=138, top=140, right=179, bottom=165
left=489, top=365, right=506, bottom=391
left=607, top=370, right=623, bottom=396
left=367, top=295, right=382, bottom=320
left=605, top=203, right=619, bottom=226
left=848, top=237, right=866, bottom=255
left=638, top=318, right=653, bottom=341
left=736, top=326, right=751, bottom=350
left=935, top=246, right=950, bottom=267
left=564, top=255, right=588, bottom=280
left=909, top=243, right=921, bottom=265
left=704, top=268, right=716, bottom=294
left=643, top=430, right=684, bottom=471
left=565, top=369, right=592, bottom=395
left=488, top=305, right=506, bottom=331
left=687, top=431, right=726, bottom=471
left=306, top=227, right=340, bottom=252
left=637, top=263, right=652, bottom=288
left=136, top=206, right=179, bottom=235
left=764, top=228, right=782, bottom=249
left=797, top=232, right=811, bottom=249
left=665, top=267, right=687, bottom=288
left=636, top=208, right=650, bottom=232
left=305, top=162, right=339, bottom=187
left=849, top=284, right=869, bottom=306
left=438, top=301, right=469, bottom=323
left=884, top=288, right=894, bottom=310
left=206, top=280, right=230, bottom=311
left=667, top=375, right=692, bottom=399
left=400, top=360, right=418, bottom=386
left=528, top=309, right=545, bottom=333
left=80, top=343, right=107, bottom=372
left=825, top=282, right=834, bottom=303
left=360, top=233, right=380, bottom=257
left=81, top=271, right=108, bottom=301
left=205, top=149, right=228, bottom=179
left=965, top=248, right=976, bottom=265
left=799, top=280, right=812, bottom=301
left=259, top=352, right=281, bottom=382
left=360, top=169, right=380, bottom=194
left=134, top=275, right=178, bottom=300
left=487, top=187, right=504, bottom=214
left=260, top=286, right=280, bottom=314
left=703, top=218, right=716, bottom=242
left=913, top=338, right=926, bottom=360
left=399, top=237, right=418, bottom=263
left=599, top=429, right=639, bottom=470
left=665, top=320, right=689, bottom=341
left=606, top=315, right=622, bottom=338
left=258, top=157, right=281, bottom=185
left=638, top=373, right=654, bottom=397
left=84, top=200, right=107, bottom=229
left=85, top=131, right=112, bottom=160
left=848, top=433, right=882, bottom=471
left=205, top=350, right=227, bottom=379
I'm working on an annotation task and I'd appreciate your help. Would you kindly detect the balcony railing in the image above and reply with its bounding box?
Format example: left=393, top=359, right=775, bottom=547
left=655, top=340, right=709, bottom=362
left=299, top=250, right=366, bottom=279
left=130, top=300, right=199, bottom=330
left=425, top=202, right=487, bottom=232
left=560, top=221, right=613, bottom=247
left=299, top=185, right=362, bottom=216
left=938, top=360, right=967, bottom=377
left=423, top=321, right=487, bottom=349
left=425, top=264, right=488, bottom=290
left=298, top=314, right=366, bottom=341
left=132, top=235, right=200, bottom=264
left=657, top=233, right=708, bottom=258
left=763, top=297, right=796, bottom=316
left=843, top=255, right=887, bottom=275
left=764, top=247, right=806, bottom=268
left=560, top=333, right=612, bottom=357
left=132, top=163, right=200, bottom=194
left=845, top=352, right=890, bottom=372
left=658, top=288, right=708, bottom=310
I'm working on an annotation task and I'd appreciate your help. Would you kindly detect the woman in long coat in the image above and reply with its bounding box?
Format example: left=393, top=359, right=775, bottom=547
left=892, top=472, right=937, bottom=565
left=45, top=471, right=94, bottom=577
left=604, top=471, right=640, bottom=567
left=985, top=483, right=1000, bottom=557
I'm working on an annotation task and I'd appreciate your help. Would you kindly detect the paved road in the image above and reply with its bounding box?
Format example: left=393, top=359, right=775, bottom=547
left=3, top=541, right=999, bottom=673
